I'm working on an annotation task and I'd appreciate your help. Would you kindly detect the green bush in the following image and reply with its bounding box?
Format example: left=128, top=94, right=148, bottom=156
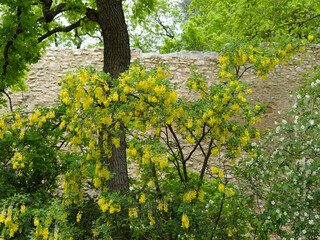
left=235, top=65, right=320, bottom=239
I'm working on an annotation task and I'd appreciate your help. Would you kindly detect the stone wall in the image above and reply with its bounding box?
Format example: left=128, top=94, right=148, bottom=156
left=4, top=45, right=320, bottom=130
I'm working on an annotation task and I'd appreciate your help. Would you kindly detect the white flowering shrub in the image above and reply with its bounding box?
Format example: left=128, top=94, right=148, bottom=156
left=234, top=65, right=320, bottom=239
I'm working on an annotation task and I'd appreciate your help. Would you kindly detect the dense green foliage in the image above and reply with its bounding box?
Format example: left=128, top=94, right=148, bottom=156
left=129, top=0, right=320, bottom=53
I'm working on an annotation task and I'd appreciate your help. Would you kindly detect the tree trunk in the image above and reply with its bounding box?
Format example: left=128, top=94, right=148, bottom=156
left=96, top=0, right=130, bottom=193
left=96, top=0, right=131, bottom=79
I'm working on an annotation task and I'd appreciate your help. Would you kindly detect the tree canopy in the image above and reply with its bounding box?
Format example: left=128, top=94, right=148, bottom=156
left=131, top=0, right=320, bottom=53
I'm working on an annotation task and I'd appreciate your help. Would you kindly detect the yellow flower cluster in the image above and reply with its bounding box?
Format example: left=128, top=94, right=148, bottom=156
left=181, top=213, right=189, bottom=229
left=62, top=166, right=87, bottom=205
left=198, top=188, right=204, bottom=202
left=76, top=211, right=82, bottom=222
left=148, top=211, right=155, bottom=225
left=98, top=198, right=121, bottom=214
left=11, top=152, right=25, bottom=169
left=0, top=206, right=20, bottom=238
left=228, top=227, right=238, bottom=237
left=218, top=183, right=235, bottom=196
left=129, top=208, right=138, bottom=218
left=240, top=130, right=250, bottom=147
left=93, top=161, right=110, bottom=188
left=183, top=188, right=204, bottom=203
left=157, top=200, right=168, bottom=212
left=29, top=110, right=41, bottom=126
left=183, top=189, right=197, bottom=203
left=34, top=224, right=50, bottom=240
left=211, top=167, right=224, bottom=179
left=139, top=193, right=146, bottom=204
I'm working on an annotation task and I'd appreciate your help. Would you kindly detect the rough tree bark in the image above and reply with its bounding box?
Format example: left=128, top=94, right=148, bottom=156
left=96, top=0, right=130, bottom=193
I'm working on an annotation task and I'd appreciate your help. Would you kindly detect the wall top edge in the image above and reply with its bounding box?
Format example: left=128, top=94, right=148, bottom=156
left=45, top=47, right=220, bottom=59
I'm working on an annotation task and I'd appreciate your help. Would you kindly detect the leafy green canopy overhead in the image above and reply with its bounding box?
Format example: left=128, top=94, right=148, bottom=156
left=0, top=0, right=160, bottom=109
left=160, top=0, right=320, bottom=53
left=125, top=0, right=183, bottom=52
left=0, top=0, right=93, bottom=93
left=0, top=1, right=43, bottom=92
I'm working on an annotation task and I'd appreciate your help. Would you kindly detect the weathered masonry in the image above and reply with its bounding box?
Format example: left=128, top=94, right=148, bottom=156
left=4, top=45, right=320, bottom=130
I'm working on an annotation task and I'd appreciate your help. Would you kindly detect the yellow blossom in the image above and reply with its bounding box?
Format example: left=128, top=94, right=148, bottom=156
left=183, top=190, right=197, bottom=203
left=186, top=134, right=195, bottom=144
left=212, top=167, right=219, bottom=175
left=226, top=187, right=235, bottom=196
left=261, top=74, right=267, bottom=80
left=181, top=213, right=189, bottom=229
left=0, top=212, right=5, bottom=223
left=198, top=189, right=204, bottom=202
left=76, top=211, right=82, bottom=222
left=34, top=217, right=39, bottom=227
left=148, top=211, right=155, bottom=225
left=218, top=183, right=225, bottom=193
left=139, top=193, right=146, bottom=204
left=129, top=208, right=138, bottom=218
left=19, top=130, right=25, bottom=140
left=218, top=170, right=224, bottom=179
left=211, top=147, right=219, bottom=156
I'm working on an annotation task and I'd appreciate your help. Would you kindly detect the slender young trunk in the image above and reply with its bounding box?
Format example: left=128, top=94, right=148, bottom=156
left=96, top=0, right=130, bottom=193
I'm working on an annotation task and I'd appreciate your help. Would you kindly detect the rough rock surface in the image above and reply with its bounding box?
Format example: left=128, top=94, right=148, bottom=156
left=5, top=46, right=320, bottom=130
left=2, top=46, right=320, bottom=177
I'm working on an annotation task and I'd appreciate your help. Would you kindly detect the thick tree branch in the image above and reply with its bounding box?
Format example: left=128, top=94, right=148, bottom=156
left=282, top=13, right=320, bottom=27
left=37, top=1, right=64, bottom=22
left=1, top=6, right=23, bottom=90
left=86, top=8, right=100, bottom=23
left=38, top=18, right=85, bottom=43
left=185, top=126, right=211, bottom=163
left=200, top=138, right=214, bottom=181
left=162, top=127, right=185, bottom=183
left=1, top=90, right=13, bottom=113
